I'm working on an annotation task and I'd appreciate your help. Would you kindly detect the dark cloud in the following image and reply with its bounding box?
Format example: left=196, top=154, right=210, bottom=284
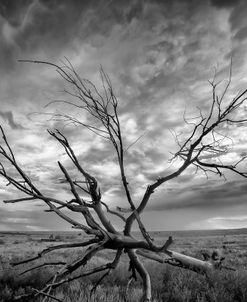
left=79, top=144, right=116, bottom=165
left=0, top=0, right=96, bottom=70
left=234, top=25, right=247, bottom=41
left=0, top=110, right=24, bottom=129
left=0, top=0, right=147, bottom=72
left=15, top=142, right=42, bottom=154
left=148, top=181, right=247, bottom=211
left=0, top=205, right=72, bottom=231
left=15, top=1, right=86, bottom=49
left=221, top=1, right=247, bottom=74
left=229, top=1, right=247, bottom=31
left=1, top=0, right=247, bottom=231
left=0, top=0, right=32, bottom=26
left=210, top=0, right=241, bottom=8
left=0, top=39, right=18, bottom=71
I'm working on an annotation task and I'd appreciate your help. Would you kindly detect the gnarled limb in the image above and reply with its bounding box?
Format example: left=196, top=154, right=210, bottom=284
left=128, top=249, right=151, bottom=302
left=19, top=262, right=67, bottom=276
left=136, top=249, right=225, bottom=275
left=11, top=238, right=100, bottom=266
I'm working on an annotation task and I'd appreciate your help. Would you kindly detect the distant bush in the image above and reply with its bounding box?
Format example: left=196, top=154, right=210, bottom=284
left=54, top=235, right=63, bottom=241
left=0, top=239, right=5, bottom=245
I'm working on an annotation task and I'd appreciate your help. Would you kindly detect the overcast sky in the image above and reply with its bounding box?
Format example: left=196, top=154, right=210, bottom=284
left=1, top=0, right=247, bottom=232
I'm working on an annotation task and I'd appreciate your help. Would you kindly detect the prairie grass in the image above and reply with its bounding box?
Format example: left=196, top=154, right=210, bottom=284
left=0, top=229, right=247, bottom=302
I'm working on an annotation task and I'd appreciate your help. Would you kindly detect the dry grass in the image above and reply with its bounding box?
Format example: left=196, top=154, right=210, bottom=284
left=1, top=229, right=247, bottom=302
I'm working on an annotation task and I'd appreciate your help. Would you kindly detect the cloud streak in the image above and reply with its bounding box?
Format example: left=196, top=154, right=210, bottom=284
left=0, top=110, right=24, bottom=129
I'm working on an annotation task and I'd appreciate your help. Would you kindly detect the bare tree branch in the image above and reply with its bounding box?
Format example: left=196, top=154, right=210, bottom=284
left=2, top=59, right=246, bottom=301
left=11, top=238, right=100, bottom=266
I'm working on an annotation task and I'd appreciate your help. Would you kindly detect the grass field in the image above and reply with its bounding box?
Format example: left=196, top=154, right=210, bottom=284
left=0, top=228, right=247, bottom=301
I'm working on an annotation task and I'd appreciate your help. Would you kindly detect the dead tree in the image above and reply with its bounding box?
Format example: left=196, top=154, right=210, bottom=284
left=1, top=60, right=247, bottom=302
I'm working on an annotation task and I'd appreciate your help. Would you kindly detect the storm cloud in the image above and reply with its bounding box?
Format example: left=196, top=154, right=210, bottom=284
left=0, top=0, right=247, bottom=231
